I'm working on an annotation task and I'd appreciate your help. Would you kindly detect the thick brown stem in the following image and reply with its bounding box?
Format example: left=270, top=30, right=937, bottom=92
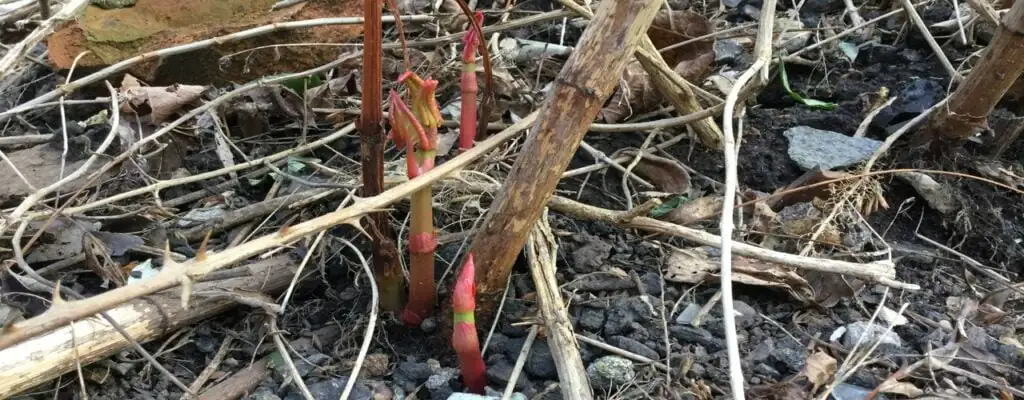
left=361, top=0, right=403, bottom=311
left=918, top=0, right=1024, bottom=146
left=462, top=0, right=661, bottom=325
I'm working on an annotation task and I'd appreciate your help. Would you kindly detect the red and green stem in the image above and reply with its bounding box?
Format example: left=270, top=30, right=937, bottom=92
left=452, top=254, right=486, bottom=393
left=390, top=73, right=443, bottom=327
left=400, top=147, right=438, bottom=326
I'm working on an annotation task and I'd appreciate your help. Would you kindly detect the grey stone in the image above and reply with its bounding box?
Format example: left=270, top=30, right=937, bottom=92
left=587, top=356, right=636, bottom=391
left=746, top=337, right=774, bottom=362
left=688, top=362, right=705, bottom=378
left=578, top=308, right=606, bottom=332
left=608, top=336, right=659, bottom=361
left=421, top=317, right=438, bottom=333
left=503, top=337, right=526, bottom=361
left=639, top=271, right=662, bottom=296
left=604, top=305, right=636, bottom=336
left=245, top=387, right=280, bottom=400
left=752, top=363, right=781, bottom=380
left=769, top=341, right=807, bottom=373
left=784, top=126, right=882, bottom=171
left=427, top=369, right=458, bottom=390
left=431, top=386, right=455, bottom=400
left=526, top=341, right=558, bottom=379
left=486, top=332, right=509, bottom=356
left=833, top=383, right=887, bottom=400
left=714, top=39, right=744, bottom=65
left=486, top=359, right=529, bottom=389
left=627, top=322, right=649, bottom=341
left=285, top=377, right=371, bottom=400
left=842, top=321, right=903, bottom=349
left=572, top=235, right=612, bottom=270
left=670, top=325, right=724, bottom=352
left=396, top=361, right=433, bottom=384
left=731, top=301, right=758, bottom=329
left=674, top=303, right=702, bottom=325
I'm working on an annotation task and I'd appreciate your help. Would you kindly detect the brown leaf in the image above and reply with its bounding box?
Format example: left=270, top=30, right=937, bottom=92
left=598, top=10, right=715, bottom=123
left=664, top=247, right=813, bottom=303
left=598, top=61, right=661, bottom=123
left=82, top=232, right=127, bottom=287
left=649, top=9, right=714, bottom=74
left=876, top=380, right=924, bottom=397
left=662, top=195, right=721, bottom=225
left=611, top=148, right=691, bottom=193
left=804, top=270, right=862, bottom=308
left=803, top=351, right=836, bottom=392
left=120, top=74, right=205, bottom=123
left=25, top=218, right=100, bottom=263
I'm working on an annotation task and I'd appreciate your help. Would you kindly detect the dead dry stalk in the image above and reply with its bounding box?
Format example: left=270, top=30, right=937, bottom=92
left=719, top=0, right=776, bottom=396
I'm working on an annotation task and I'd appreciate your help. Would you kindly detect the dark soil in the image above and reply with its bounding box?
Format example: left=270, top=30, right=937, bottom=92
left=2, top=0, right=1023, bottom=399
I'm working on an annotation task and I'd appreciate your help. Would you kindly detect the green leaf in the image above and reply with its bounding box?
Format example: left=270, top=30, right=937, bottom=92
left=286, top=156, right=320, bottom=173
left=778, top=60, right=838, bottom=111
left=649, top=195, right=689, bottom=218
left=280, top=75, right=324, bottom=95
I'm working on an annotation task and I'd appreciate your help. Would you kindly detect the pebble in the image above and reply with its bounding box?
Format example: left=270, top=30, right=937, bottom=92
left=427, top=369, right=458, bottom=390
left=421, top=317, right=438, bottom=333
left=284, top=377, right=372, bottom=400
left=833, top=383, right=887, bottom=400
left=769, top=340, right=807, bottom=373
left=607, top=336, right=660, bottom=361
left=526, top=341, right=558, bottom=379
left=841, top=321, right=903, bottom=349
left=603, top=306, right=636, bottom=336
left=784, top=126, right=882, bottom=171
left=578, top=308, right=606, bottom=332
left=714, top=39, right=744, bottom=65
left=246, top=387, right=280, bottom=400
left=732, top=300, right=758, bottom=329
left=670, top=325, right=724, bottom=352
left=586, top=356, right=636, bottom=391
left=485, top=359, right=530, bottom=390
left=396, top=361, right=433, bottom=384
left=674, top=303, right=702, bottom=325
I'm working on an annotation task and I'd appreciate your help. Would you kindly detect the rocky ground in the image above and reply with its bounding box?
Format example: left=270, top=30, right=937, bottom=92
left=1, top=0, right=1022, bottom=399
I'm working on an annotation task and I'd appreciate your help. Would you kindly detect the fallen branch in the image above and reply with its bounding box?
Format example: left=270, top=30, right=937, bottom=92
left=445, top=178, right=918, bottom=290
left=0, top=256, right=295, bottom=398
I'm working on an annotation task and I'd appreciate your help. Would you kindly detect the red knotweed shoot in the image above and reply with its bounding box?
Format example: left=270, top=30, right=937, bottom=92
left=391, top=72, right=443, bottom=327
left=452, top=254, right=486, bottom=393
left=458, top=11, right=484, bottom=151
